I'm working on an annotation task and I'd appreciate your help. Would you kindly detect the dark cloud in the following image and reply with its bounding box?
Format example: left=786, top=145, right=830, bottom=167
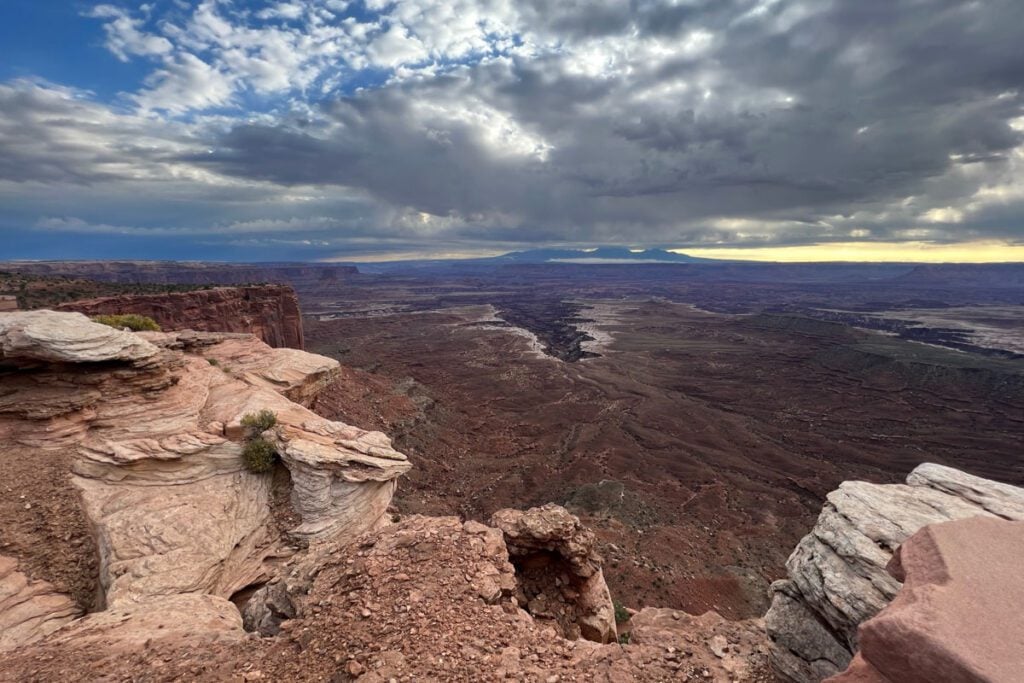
left=2, top=0, right=1024, bottom=258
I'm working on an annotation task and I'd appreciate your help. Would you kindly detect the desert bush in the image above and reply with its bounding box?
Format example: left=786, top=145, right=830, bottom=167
left=613, top=600, right=630, bottom=624
left=92, top=313, right=161, bottom=332
left=241, top=437, right=276, bottom=473
left=240, top=409, right=277, bottom=434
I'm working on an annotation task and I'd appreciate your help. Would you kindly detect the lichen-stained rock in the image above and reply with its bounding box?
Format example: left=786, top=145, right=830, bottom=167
left=827, top=517, right=1024, bottom=683
left=766, top=463, right=1024, bottom=682
left=491, top=504, right=617, bottom=643
left=0, top=311, right=409, bottom=625
left=0, top=310, right=158, bottom=364
left=0, top=556, right=81, bottom=651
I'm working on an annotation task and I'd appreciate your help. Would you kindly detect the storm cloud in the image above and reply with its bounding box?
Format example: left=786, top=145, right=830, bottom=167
left=1, top=0, right=1023, bottom=259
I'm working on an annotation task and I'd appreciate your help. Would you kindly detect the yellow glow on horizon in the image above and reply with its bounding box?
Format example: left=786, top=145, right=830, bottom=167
left=677, top=241, right=1024, bottom=263
left=323, top=248, right=507, bottom=262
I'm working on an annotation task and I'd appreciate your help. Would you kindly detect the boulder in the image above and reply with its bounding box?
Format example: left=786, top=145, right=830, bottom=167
left=765, top=464, right=1024, bottom=682
left=827, top=517, right=1024, bottom=683
left=0, top=310, right=158, bottom=364
left=491, top=504, right=617, bottom=643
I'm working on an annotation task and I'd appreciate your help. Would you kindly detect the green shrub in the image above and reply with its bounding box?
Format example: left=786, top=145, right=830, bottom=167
left=207, top=358, right=220, bottom=366
left=92, top=313, right=161, bottom=332
left=614, top=601, right=630, bottom=624
left=617, top=632, right=631, bottom=645
left=241, top=437, right=276, bottom=473
left=240, top=409, right=277, bottom=434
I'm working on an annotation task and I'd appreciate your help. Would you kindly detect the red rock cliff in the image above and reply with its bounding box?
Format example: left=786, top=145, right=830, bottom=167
left=56, top=285, right=305, bottom=349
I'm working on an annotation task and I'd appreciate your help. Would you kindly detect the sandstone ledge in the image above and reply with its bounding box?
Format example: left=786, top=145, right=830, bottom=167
left=766, top=463, right=1024, bottom=682
left=0, top=311, right=410, bottom=649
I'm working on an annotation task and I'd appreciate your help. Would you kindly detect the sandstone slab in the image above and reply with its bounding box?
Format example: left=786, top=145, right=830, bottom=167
left=766, top=463, right=1024, bottom=682
left=0, top=556, right=81, bottom=651
left=828, top=517, right=1024, bottom=683
left=0, top=310, right=158, bottom=364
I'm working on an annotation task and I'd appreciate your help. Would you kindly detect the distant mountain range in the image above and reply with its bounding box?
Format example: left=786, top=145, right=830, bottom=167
left=489, top=247, right=717, bottom=264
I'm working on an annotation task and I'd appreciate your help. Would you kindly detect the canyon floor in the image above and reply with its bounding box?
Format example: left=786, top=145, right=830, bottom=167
left=304, top=286, right=1024, bottom=619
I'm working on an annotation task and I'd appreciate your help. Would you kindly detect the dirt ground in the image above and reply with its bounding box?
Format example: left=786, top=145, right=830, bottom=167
left=0, top=445, right=98, bottom=610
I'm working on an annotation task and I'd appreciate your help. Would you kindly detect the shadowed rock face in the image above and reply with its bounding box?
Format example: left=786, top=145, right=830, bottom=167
left=56, top=285, right=305, bottom=349
left=0, top=310, right=409, bottom=649
left=827, top=516, right=1024, bottom=683
left=765, top=464, right=1024, bottom=682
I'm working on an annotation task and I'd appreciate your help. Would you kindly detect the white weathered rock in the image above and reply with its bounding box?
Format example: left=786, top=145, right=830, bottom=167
left=0, top=310, right=158, bottom=364
left=0, top=556, right=81, bottom=651
left=766, top=463, right=1024, bottom=682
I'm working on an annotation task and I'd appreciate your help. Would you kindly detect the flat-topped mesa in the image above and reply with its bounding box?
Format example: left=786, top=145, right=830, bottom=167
left=765, top=463, right=1024, bottom=683
left=0, top=310, right=409, bottom=647
left=55, top=284, right=305, bottom=349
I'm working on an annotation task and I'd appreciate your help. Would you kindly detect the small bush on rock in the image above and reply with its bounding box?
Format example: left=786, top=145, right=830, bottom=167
left=92, top=314, right=161, bottom=332
left=614, top=600, right=630, bottom=624
left=241, top=437, right=276, bottom=473
left=241, top=409, right=277, bottom=434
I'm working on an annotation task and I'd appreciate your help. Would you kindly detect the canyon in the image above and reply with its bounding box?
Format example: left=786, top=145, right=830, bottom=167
left=1, top=260, right=1022, bottom=681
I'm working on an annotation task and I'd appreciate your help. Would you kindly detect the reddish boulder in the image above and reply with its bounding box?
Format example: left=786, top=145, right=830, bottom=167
left=827, top=516, right=1024, bottom=683
left=57, top=285, right=305, bottom=349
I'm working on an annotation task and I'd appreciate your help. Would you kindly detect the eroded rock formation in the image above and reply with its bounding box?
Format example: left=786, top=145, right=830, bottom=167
left=57, top=285, right=306, bottom=349
left=766, top=463, right=1024, bottom=682
left=491, top=503, right=618, bottom=643
left=0, top=310, right=409, bottom=649
left=827, top=516, right=1024, bottom=683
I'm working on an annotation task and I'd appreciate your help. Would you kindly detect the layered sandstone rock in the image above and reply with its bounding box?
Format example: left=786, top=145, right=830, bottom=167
left=57, top=284, right=305, bottom=349
left=0, top=310, right=409, bottom=648
left=0, top=557, right=81, bottom=651
left=827, top=517, right=1024, bottom=683
left=765, top=463, right=1024, bottom=682
left=491, top=504, right=618, bottom=643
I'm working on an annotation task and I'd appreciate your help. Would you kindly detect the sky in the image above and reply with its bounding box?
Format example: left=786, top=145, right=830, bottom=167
left=1, top=0, right=1023, bottom=263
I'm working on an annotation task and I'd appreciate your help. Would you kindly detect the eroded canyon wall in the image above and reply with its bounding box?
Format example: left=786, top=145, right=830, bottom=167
left=56, top=285, right=305, bottom=349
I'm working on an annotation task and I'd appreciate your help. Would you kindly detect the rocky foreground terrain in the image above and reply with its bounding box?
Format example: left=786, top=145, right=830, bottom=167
left=1, top=309, right=1022, bottom=682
